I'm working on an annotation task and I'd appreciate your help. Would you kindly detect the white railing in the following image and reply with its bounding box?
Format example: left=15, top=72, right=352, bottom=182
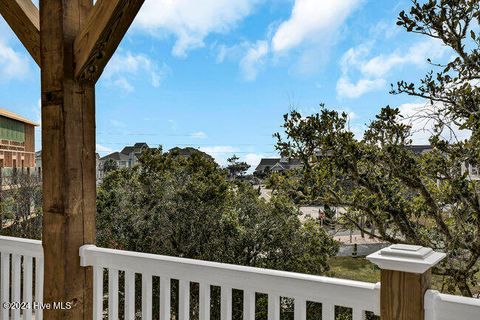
left=0, top=236, right=44, bottom=320
left=80, top=245, right=380, bottom=320
left=425, top=290, right=480, bottom=320
left=1, top=236, right=479, bottom=320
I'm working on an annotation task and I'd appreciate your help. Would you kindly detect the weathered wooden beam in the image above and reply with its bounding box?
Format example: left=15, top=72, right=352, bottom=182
left=73, top=0, right=145, bottom=82
left=0, top=0, right=40, bottom=66
left=40, top=0, right=96, bottom=319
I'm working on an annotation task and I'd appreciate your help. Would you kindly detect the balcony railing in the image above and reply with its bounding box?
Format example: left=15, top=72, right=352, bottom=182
left=0, top=236, right=43, bottom=320
left=0, top=235, right=479, bottom=320
left=79, top=245, right=380, bottom=320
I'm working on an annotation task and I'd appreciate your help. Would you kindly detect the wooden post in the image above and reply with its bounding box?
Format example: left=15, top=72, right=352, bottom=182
left=40, top=1, right=96, bottom=319
left=1, top=1, right=144, bottom=318
left=367, top=244, right=446, bottom=320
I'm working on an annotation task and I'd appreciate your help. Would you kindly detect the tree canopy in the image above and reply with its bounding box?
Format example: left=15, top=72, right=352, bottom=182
left=97, top=147, right=338, bottom=275
left=275, top=0, right=480, bottom=296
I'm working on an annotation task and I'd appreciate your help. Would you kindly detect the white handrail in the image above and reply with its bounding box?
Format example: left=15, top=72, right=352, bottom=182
left=80, top=245, right=380, bottom=319
left=425, top=290, right=480, bottom=320
left=0, top=235, right=43, bottom=258
left=0, top=236, right=44, bottom=320
left=1, top=237, right=478, bottom=320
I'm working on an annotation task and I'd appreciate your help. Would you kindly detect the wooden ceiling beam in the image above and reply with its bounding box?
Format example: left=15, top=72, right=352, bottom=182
left=0, top=0, right=40, bottom=66
left=73, top=0, right=145, bottom=82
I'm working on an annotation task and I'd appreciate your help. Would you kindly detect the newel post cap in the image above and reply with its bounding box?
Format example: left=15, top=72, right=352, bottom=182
left=366, top=244, right=446, bottom=274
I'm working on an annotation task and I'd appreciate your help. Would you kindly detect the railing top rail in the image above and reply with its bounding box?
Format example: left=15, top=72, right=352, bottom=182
left=0, top=236, right=43, bottom=258
left=80, top=245, right=380, bottom=311
left=425, top=290, right=480, bottom=320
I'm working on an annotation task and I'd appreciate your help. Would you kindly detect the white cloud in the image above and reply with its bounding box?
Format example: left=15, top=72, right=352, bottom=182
left=199, top=146, right=239, bottom=166
left=198, top=147, right=265, bottom=171
left=361, top=40, right=447, bottom=78
left=244, top=153, right=264, bottom=169
left=336, top=77, right=386, bottom=99
left=190, top=131, right=208, bottom=139
left=110, top=119, right=126, bottom=128
left=0, top=38, right=30, bottom=80
left=337, top=38, right=448, bottom=98
left=96, top=144, right=113, bottom=154
left=113, top=77, right=134, bottom=93
left=213, top=0, right=362, bottom=77
left=200, top=146, right=238, bottom=154
left=240, top=41, right=269, bottom=81
left=398, top=102, right=471, bottom=144
left=272, top=0, right=362, bottom=53
left=104, top=51, right=169, bottom=91
left=212, top=0, right=362, bottom=78
left=214, top=41, right=269, bottom=80
left=136, top=0, right=261, bottom=57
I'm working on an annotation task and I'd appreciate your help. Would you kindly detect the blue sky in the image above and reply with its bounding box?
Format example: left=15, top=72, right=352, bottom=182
left=0, top=0, right=452, bottom=168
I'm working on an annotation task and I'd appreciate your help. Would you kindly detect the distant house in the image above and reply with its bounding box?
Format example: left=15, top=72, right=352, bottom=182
left=168, top=147, right=214, bottom=162
left=98, top=144, right=217, bottom=179
left=405, top=144, right=479, bottom=180
left=255, top=157, right=302, bottom=175
left=100, top=142, right=150, bottom=170
left=406, top=144, right=433, bottom=154
left=254, top=145, right=480, bottom=180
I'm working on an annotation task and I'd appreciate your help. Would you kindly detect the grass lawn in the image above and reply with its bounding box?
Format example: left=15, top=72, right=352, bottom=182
left=329, top=256, right=380, bottom=283
left=329, top=256, right=480, bottom=297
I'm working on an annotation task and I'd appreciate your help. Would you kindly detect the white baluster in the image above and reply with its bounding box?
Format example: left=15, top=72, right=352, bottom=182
left=268, top=294, right=280, bottom=320
left=108, top=268, right=119, bottom=320
left=1, top=253, right=9, bottom=320
left=93, top=266, right=103, bottom=320
left=243, top=290, right=255, bottom=320
left=294, top=298, right=306, bottom=320
left=352, top=309, right=366, bottom=320
left=142, top=273, right=152, bottom=320
left=179, top=280, right=190, bottom=320
left=34, top=256, right=44, bottom=320
left=221, top=286, right=232, bottom=320
left=322, top=302, right=335, bottom=320
left=159, top=277, right=171, bottom=320
left=199, top=282, right=210, bottom=320
left=23, top=256, right=33, bottom=320
left=11, top=254, right=21, bottom=320
left=124, top=271, right=135, bottom=320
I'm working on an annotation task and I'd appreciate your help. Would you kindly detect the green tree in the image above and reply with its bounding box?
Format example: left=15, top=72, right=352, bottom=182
left=226, top=154, right=250, bottom=179
left=97, top=147, right=338, bottom=319
left=0, top=171, right=42, bottom=240
left=275, top=0, right=480, bottom=296
left=97, top=147, right=338, bottom=271
left=102, top=158, right=118, bottom=174
left=266, top=169, right=307, bottom=204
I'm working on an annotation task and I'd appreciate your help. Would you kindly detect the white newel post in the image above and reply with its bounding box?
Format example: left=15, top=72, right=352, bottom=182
left=367, top=244, right=446, bottom=320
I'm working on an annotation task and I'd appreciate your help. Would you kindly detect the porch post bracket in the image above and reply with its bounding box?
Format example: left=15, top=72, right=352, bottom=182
left=73, top=0, right=145, bottom=83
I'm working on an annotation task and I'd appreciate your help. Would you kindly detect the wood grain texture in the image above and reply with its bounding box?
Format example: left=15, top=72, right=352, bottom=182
left=73, top=0, right=145, bottom=82
left=40, top=0, right=95, bottom=319
left=0, top=0, right=40, bottom=65
left=380, top=269, right=431, bottom=320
